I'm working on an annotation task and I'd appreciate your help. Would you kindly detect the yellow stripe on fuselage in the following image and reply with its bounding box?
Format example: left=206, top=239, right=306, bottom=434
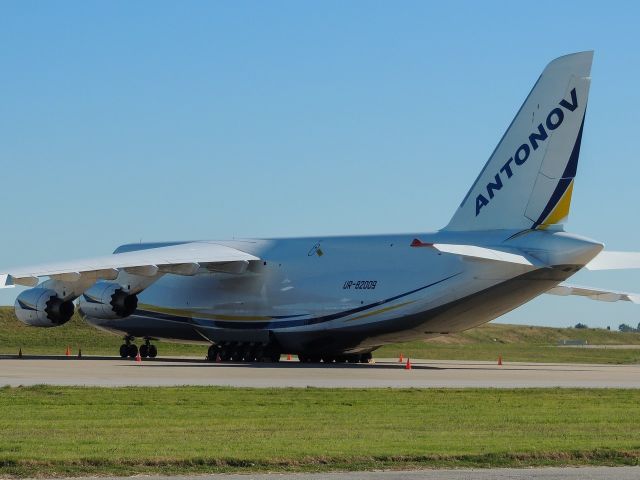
left=138, top=304, right=272, bottom=321
left=345, top=300, right=415, bottom=322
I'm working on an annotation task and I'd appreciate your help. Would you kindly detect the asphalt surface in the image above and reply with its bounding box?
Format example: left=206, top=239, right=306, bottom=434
left=2, top=356, right=640, bottom=387
left=48, top=467, right=640, bottom=479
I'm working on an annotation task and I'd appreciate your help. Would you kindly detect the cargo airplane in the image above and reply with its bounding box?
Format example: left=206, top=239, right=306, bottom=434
left=3, top=51, right=640, bottom=363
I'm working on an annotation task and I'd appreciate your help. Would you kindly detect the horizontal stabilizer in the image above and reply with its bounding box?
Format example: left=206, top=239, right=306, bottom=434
left=411, top=239, right=543, bottom=266
left=585, top=251, right=640, bottom=270
left=0, top=274, right=13, bottom=289
left=547, top=283, right=640, bottom=303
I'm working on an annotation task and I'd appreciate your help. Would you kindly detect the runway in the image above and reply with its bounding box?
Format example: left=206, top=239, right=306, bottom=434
left=2, top=356, right=640, bottom=387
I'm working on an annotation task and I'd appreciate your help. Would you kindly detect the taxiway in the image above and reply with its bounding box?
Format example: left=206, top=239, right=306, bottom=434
left=1, top=356, right=639, bottom=388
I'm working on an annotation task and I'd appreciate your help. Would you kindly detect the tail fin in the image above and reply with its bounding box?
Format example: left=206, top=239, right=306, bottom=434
left=444, top=51, right=592, bottom=232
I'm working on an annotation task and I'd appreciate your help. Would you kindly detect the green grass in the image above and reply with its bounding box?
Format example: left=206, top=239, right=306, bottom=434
left=2, top=306, right=640, bottom=364
left=376, top=324, right=640, bottom=364
left=0, top=308, right=204, bottom=357
left=376, top=341, right=640, bottom=364
left=0, top=386, right=639, bottom=476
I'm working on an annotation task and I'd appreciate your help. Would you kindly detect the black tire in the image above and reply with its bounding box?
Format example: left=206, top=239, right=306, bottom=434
left=252, top=347, right=263, bottom=362
left=207, top=345, right=217, bottom=361
left=360, top=353, right=372, bottom=363
left=127, top=344, right=138, bottom=358
left=148, top=345, right=157, bottom=358
left=119, top=344, right=128, bottom=358
left=139, top=344, right=149, bottom=358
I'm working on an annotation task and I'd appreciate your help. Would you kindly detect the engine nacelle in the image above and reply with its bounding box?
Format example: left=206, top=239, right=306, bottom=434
left=15, top=288, right=75, bottom=327
left=78, top=281, right=138, bottom=319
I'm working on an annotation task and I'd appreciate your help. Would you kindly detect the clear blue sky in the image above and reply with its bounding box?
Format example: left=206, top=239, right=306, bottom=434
left=1, top=1, right=639, bottom=328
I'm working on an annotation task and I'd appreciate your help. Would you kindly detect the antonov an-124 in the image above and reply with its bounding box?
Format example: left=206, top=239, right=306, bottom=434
left=3, top=51, right=640, bottom=363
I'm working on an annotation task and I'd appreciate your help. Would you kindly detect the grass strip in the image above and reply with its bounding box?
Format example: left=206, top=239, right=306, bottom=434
left=1, top=386, right=640, bottom=476
left=2, top=450, right=640, bottom=478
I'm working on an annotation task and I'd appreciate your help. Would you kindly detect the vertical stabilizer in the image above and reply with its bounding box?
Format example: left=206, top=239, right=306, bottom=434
left=444, top=51, right=592, bottom=232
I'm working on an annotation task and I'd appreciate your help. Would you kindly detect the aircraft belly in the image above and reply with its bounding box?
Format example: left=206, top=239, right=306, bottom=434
left=272, top=264, right=580, bottom=354
left=83, top=315, right=208, bottom=343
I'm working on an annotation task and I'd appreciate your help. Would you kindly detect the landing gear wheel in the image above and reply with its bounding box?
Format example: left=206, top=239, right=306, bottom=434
left=251, top=346, right=263, bottom=363
left=360, top=353, right=373, bottom=363
left=139, top=344, right=149, bottom=358
left=148, top=345, right=157, bottom=358
left=270, top=352, right=281, bottom=362
left=207, top=344, right=218, bottom=361
left=127, top=344, right=138, bottom=358
left=119, top=344, right=128, bottom=358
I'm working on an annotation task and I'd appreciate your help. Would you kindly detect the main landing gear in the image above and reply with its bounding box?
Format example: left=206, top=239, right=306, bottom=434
left=119, top=336, right=158, bottom=359
left=207, top=342, right=280, bottom=363
left=298, top=352, right=372, bottom=364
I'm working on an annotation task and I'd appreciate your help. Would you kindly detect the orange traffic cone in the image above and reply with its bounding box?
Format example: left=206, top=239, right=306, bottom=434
left=498, top=355, right=502, bottom=366
left=77, top=348, right=82, bottom=359
left=287, top=354, right=292, bottom=361
left=65, top=345, right=71, bottom=357
left=18, top=348, right=22, bottom=359
left=405, top=358, right=412, bottom=370
left=135, top=351, right=142, bottom=363
left=398, top=353, right=404, bottom=363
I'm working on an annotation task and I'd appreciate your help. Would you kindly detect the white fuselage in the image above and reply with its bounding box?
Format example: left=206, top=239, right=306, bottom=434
left=83, top=229, right=603, bottom=355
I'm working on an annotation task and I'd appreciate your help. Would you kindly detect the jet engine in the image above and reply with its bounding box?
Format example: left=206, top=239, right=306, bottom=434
left=78, top=281, right=138, bottom=319
left=15, top=288, right=75, bottom=327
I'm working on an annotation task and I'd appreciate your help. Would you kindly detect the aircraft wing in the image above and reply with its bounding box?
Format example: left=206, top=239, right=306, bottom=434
left=0, top=241, right=260, bottom=288
left=546, top=283, right=640, bottom=304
